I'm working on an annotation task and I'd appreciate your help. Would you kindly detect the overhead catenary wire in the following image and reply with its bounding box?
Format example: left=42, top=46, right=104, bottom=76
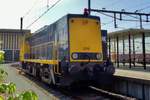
left=99, top=12, right=150, bottom=29
left=121, top=5, right=150, bottom=28
left=122, top=1, right=150, bottom=12
left=124, top=14, right=150, bottom=23
left=23, top=0, right=41, bottom=18
left=135, top=22, right=150, bottom=28
left=96, top=1, right=150, bottom=29
left=99, top=12, right=148, bottom=22
left=101, top=0, right=121, bottom=9
left=26, top=0, right=63, bottom=29
left=99, top=12, right=142, bottom=28
left=136, top=5, right=150, bottom=12
left=125, top=4, right=150, bottom=21
left=127, top=4, right=150, bottom=28
left=102, top=20, right=114, bottom=26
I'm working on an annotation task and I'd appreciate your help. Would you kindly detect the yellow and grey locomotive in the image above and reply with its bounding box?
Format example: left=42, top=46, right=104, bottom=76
left=20, top=14, right=115, bottom=86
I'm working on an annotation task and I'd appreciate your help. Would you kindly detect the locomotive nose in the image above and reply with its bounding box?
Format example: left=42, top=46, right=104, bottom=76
left=68, top=63, right=87, bottom=80
left=68, top=62, right=115, bottom=85
left=68, top=63, right=82, bottom=76
left=68, top=63, right=97, bottom=80
left=93, top=62, right=115, bottom=85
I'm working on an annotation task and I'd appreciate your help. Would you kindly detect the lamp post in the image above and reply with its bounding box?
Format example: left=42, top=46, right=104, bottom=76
left=88, top=0, right=91, bottom=15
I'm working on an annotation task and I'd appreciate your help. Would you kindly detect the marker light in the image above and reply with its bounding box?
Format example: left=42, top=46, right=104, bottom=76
left=72, top=53, right=78, bottom=59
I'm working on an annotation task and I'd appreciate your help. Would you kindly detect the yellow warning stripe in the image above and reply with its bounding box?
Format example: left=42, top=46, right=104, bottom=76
left=23, top=59, right=58, bottom=65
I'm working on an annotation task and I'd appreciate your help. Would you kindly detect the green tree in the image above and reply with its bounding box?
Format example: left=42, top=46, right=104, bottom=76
left=0, top=68, right=8, bottom=83
left=0, top=51, right=4, bottom=64
left=0, top=69, right=38, bottom=100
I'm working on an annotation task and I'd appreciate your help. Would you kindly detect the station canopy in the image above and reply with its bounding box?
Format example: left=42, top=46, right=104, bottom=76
left=108, top=28, right=150, bottom=38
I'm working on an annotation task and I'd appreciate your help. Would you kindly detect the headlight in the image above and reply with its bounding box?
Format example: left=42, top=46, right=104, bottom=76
left=72, top=53, right=78, bottom=59
left=96, top=53, right=101, bottom=59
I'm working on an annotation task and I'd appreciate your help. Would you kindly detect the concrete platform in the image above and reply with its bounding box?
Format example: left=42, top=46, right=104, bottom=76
left=113, top=68, right=150, bottom=100
left=115, top=69, right=150, bottom=81
left=114, top=63, right=150, bottom=72
left=0, top=64, right=70, bottom=100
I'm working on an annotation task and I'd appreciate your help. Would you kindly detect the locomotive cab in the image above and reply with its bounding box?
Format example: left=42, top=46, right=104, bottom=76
left=60, top=15, right=115, bottom=85
left=69, top=16, right=102, bottom=62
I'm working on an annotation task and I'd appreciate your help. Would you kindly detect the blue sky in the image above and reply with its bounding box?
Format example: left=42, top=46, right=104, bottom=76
left=0, top=0, right=150, bottom=32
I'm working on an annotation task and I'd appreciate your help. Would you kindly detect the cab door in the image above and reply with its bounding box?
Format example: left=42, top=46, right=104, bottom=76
left=53, top=32, right=58, bottom=60
left=52, top=32, right=61, bottom=75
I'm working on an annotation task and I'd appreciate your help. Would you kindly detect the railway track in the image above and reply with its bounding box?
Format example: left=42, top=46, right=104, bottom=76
left=58, top=85, right=137, bottom=100
left=12, top=64, right=137, bottom=100
left=89, top=86, right=137, bottom=100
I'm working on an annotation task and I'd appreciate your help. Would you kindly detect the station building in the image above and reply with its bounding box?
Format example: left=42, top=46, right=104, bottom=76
left=0, top=29, right=30, bottom=62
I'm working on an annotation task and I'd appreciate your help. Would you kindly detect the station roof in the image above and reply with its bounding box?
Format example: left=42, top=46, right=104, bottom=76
left=108, top=28, right=150, bottom=37
left=0, top=29, right=30, bottom=34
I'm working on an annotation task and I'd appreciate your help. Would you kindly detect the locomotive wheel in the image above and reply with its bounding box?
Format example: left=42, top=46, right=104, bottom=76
left=36, top=64, right=42, bottom=80
left=32, top=66, right=36, bottom=76
left=41, top=73, right=52, bottom=85
left=26, top=63, right=30, bottom=73
left=48, top=73, right=52, bottom=85
left=28, top=63, right=33, bottom=74
left=41, top=67, right=52, bottom=85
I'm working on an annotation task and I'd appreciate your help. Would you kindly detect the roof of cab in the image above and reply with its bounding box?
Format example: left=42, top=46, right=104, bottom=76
left=67, top=14, right=100, bottom=20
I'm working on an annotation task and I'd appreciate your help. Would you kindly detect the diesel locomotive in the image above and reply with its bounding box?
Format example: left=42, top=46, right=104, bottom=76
left=20, top=14, right=115, bottom=86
